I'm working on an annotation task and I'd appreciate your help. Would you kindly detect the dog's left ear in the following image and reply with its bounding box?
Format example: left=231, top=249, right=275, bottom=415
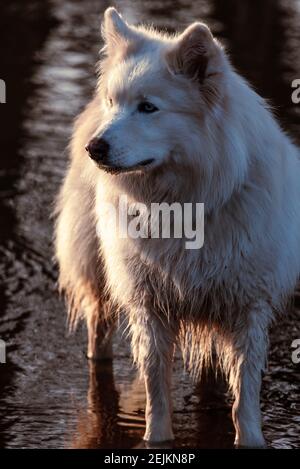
left=102, top=7, right=138, bottom=56
left=166, top=22, right=221, bottom=84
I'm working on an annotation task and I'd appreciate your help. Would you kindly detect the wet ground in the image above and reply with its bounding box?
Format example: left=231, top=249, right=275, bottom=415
left=0, top=0, right=299, bottom=449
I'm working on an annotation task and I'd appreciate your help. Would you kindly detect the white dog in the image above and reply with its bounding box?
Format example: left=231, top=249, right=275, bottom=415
left=55, top=7, right=300, bottom=447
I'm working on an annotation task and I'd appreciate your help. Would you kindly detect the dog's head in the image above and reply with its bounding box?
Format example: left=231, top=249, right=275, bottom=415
left=86, top=7, right=229, bottom=175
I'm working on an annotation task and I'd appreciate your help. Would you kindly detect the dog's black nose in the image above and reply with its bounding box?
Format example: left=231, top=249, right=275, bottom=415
left=85, top=138, right=110, bottom=163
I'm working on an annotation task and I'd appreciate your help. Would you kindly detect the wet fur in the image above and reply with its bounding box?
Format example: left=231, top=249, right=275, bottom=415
left=55, top=8, right=300, bottom=446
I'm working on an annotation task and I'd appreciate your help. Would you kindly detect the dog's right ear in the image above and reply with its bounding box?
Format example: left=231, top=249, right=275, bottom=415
left=102, top=7, right=139, bottom=57
left=166, top=22, right=221, bottom=84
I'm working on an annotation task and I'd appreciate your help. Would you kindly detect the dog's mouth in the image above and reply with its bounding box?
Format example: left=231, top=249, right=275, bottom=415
left=95, top=158, right=155, bottom=175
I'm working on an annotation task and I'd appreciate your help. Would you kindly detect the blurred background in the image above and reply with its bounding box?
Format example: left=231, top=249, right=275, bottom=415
left=0, top=0, right=299, bottom=449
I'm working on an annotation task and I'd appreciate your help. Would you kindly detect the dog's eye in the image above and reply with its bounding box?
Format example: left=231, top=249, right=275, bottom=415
left=108, top=97, right=113, bottom=107
left=137, top=101, right=159, bottom=113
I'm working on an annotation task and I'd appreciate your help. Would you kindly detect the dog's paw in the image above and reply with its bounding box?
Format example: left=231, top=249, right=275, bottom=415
left=143, top=425, right=174, bottom=445
left=143, top=439, right=174, bottom=449
left=234, top=437, right=268, bottom=449
left=235, top=444, right=268, bottom=449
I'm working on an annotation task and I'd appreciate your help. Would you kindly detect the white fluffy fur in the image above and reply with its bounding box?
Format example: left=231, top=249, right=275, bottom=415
left=55, top=7, right=300, bottom=447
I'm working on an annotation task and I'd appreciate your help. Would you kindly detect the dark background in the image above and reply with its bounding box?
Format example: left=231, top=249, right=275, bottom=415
left=0, top=0, right=299, bottom=449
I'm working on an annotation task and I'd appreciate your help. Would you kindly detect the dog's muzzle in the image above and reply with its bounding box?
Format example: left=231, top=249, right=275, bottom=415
left=85, top=138, right=155, bottom=174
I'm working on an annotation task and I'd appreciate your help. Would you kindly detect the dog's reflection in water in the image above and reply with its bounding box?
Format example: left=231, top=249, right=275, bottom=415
left=70, top=360, right=144, bottom=448
left=70, top=358, right=234, bottom=449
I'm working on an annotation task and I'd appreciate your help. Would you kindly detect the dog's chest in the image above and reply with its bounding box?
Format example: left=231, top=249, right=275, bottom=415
left=95, top=183, right=247, bottom=316
left=98, top=218, right=238, bottom=316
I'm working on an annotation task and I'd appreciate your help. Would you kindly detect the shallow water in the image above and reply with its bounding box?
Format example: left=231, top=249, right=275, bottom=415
left=0, top=0, right=299, bottom=449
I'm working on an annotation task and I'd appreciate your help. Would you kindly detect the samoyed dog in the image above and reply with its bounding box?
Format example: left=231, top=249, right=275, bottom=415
left=55, top=7, right=300, bottom=447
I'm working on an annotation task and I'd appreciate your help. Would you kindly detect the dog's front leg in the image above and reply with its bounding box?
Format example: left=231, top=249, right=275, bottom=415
left=130, top=310, right=175, bottom=443
left=87, top=303, right=114, bottom=361
left=228, top=304, right=271, bottom=448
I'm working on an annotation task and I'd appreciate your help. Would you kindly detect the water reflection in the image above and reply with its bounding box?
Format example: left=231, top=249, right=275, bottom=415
left=70, top=356, right=235, bottom=449
left=70, top=361, right=143, bottom=448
